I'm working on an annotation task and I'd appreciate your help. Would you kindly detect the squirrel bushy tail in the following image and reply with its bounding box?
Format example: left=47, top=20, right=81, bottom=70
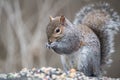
left=73, top=3, right=120, bottom=66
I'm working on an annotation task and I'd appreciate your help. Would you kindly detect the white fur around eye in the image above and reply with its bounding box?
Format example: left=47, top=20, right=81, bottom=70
left=54, top=28, right=61, bottom=34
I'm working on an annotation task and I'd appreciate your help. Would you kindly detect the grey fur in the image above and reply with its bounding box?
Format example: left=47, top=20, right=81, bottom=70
left=46, top=3, right=120, bottom=77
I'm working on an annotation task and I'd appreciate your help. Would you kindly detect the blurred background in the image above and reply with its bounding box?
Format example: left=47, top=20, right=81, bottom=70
left=0, top=0, right=120, bottom=78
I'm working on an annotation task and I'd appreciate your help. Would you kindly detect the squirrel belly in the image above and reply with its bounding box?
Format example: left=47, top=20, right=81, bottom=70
left=61, top=45, right=101, bottom=76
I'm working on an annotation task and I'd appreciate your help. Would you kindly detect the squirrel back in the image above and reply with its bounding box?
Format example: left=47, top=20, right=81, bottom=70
left=73, top=3, right=120, bottom=66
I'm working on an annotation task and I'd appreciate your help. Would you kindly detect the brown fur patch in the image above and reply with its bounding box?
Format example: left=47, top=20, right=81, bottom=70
left=47, top=16, right=65, bottom=43
left=78, top=24, right=94, bottom=37
left=82, top=10, right=110, bottom=30
left=80, top=41, right=86, bottom=46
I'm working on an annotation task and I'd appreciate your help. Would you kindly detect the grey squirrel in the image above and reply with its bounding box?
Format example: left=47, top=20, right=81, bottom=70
left=46, top=3, right=120, bottom=76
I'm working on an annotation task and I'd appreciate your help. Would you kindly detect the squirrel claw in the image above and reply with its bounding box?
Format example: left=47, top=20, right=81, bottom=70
left=46, top=43, right=51, bottom=49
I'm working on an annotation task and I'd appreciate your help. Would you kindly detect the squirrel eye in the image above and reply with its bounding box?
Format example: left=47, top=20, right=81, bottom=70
left=55, top=28, right=61, bottom=33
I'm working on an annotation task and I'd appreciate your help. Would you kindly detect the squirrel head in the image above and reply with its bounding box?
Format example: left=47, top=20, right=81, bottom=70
left=46, top=16, right=66, bottom=44
left=46, top=16, right=81, bottom=54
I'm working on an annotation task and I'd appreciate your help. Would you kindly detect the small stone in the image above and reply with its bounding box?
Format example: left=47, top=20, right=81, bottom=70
left=32, top=67, right=36, bottom=71
left=45, top=75, right=51, bottom=79
left=21, top=68, right=28, bottom=72
left=41, top=67, right=46, bottom=71
left=0, top=74, right=7, bottom=79
left=69, top=72, right=76, bottom=78
left=52, top=74, right=57, bottom=79
left=14, top=73, right=20, bottom=78
left=34, top=73, right=45, bottom=79
left=47, top=67, right=52, bottom=70
left=27, top=72, right=33, bottom=77
left=7, top=73, right=15, bottom=78
left=60, top=73, right=66, bottom=79
left=70, top=68, right=76, bottom=73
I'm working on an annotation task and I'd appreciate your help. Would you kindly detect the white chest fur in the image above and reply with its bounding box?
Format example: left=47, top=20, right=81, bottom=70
left=60, top=46, right=90, bottom=71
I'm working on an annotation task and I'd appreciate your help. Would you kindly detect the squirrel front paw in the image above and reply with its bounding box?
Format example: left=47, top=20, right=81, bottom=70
left=46, top=43, right=51, bottom=49
left=46, top=42, right=57, bottom=49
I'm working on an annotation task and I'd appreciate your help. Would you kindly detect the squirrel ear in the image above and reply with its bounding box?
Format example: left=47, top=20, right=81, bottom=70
left=49, top=16, right=54, bottom=22
left=60, top=15, right=65, bottom=25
